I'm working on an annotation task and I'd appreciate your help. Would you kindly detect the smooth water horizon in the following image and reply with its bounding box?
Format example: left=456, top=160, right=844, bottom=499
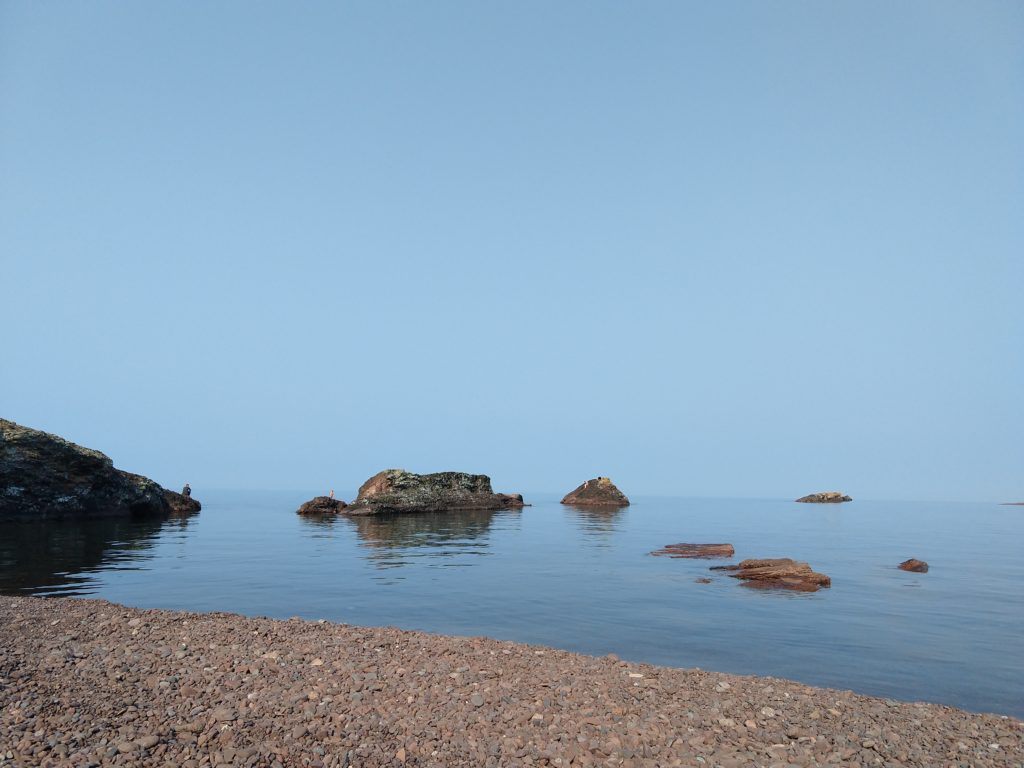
left=1, top=491, right=1021, bottom=718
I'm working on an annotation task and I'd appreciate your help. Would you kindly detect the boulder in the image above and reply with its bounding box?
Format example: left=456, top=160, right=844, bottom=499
left=899, top=558, right=929, bottom=573
left=795, top=491, right=852, bottom=503
left=164, top=489, right=202, bottom=515
left=0, top=418, right=181, bottom=519
left=345, top=470, right=525, bottom=515
left=650, top=543, right=735, bottom=559
left=561, top=477, right=630, bottom=507
left=710, top=558, right=831, bottom=592
left=296, top=496, right=348, bottom=516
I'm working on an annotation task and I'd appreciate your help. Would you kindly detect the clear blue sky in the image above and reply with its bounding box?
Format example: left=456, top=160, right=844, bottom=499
left=2, top=2, right=1021, bottom=501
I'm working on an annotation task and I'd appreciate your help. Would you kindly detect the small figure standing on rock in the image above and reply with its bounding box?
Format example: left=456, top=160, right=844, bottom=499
left=182, top=483, right=191, bottom=498
left=329, top=489, right=335, bottom=499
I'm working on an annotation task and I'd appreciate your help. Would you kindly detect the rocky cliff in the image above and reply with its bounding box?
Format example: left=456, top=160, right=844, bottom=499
left=345, top=470, right=525, bottom=515
left=0, top=418, right=186, bottom=519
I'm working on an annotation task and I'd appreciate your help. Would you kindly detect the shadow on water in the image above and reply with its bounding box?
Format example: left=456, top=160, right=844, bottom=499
left=563, top=505, right=628, bottom=542
left=0, top=512, right=199, bottom=596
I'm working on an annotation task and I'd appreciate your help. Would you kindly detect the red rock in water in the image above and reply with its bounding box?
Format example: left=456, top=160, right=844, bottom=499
left=899, top=558, right=929, bottom=573
left=650, top=543, right=735, bottom=559
left=560, top=477, right=630, bottom=507
left=711, top=558, right=831, bottom=592
left=296, top=496, right=348, bottom=515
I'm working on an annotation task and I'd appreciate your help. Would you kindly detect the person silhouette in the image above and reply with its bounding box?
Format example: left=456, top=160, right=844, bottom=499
left=182, top=483, right=191, bottom=498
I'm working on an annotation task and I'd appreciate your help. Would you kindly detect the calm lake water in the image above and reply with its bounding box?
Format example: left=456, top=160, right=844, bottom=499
left=2, top=492, right=1022, bottom=717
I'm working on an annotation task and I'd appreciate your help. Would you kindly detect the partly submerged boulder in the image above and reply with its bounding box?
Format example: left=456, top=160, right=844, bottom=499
left=164, top=489, right=202, bottom=515
left=796, top=491, right=852, bottom=503
left=296, top=496, right=348, bottom=516
left=650, top=543, right=735, bottom=559
left=561, top=477, right=630, bottom=507
left=0, top=418, right=181, bottom=519
left=899, top=558, right=929, bottom=573
left=710, top=558, right=831, bottom=592
left=345, top=469, right=525, bottom=515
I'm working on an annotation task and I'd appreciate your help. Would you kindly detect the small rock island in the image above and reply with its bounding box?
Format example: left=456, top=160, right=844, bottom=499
left=561, top=477, right=630, bottom=507
left=711, top=558, right=831, bottom=592
left=343, top=469, right=525, bottom=515
left=1, top=418, right=197, bottom=519
left=795, top=491, right=852, bottom=503
left=296, top=496, right=349, bottom=515
left=899, top=558, right=929, bottom=573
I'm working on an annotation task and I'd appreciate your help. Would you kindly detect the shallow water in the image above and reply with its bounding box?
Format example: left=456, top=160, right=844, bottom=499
left=1, top=492, right=1022, bottom=717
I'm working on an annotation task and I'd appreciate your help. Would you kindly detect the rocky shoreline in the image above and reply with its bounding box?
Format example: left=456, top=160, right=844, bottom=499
left=1, top=597, right=1020, bottom=768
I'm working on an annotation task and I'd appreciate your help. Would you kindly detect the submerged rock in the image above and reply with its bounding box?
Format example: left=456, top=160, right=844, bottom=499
left=164, top=489, right=202, bottom=515
left=710, top=558, right=831, bottom=592
left=0, top=418, right=184, bottom=519
left=296, top=496, right=348, bottom=515
left=345, top=469, right=525, bottom=515
left=899, top=558, right=929, bottom=573
left=561, top=477, right=630, bottom=507
left=650, top=543, right=735, bottom=559
left=796, top=491, right=852, bottom=503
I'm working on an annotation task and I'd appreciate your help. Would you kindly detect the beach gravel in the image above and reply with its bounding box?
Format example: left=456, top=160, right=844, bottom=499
left=1, top=596, right=1020, bottom=767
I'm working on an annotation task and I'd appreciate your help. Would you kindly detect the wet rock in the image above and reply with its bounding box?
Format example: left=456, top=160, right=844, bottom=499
left=164, top=489, right=202, bottom=515
left=899, top=558, right=929, bottom=573
left=345, top=470, right=525, bottom=515
left=650, top=543, right=735, bottom=559
left=795, top=491, right=852, bottom=503
left=711, top=558, right=831, bottom=592
left=0, top=418, right=179, bottom=519
left=296, top=496, right=348, bottom=515
left=560, top=477, right=630, bottom=507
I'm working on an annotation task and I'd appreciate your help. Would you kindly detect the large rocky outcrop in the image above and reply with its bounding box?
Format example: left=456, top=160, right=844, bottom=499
left=345, top=469, right=525, bottom=515
left=1, top=418, right=188, bottom=520
left=710, top=558, right=831, bottom=592
left=296, top=496, right=348, bottom=516
left=560, top=477, right=630, bottom=507
left=795, top=491, right=851, bottom=503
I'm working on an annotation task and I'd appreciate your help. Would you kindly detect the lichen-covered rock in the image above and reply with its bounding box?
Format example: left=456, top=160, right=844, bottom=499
left=1, top=418, right=179, bottom=519
left=899, top=558, right=929, bottom=573
left=560, top=477, right=630, bottom=507
left=164, top=489, right=202, bottom=515
left=710, top=558, right=831, bottom=592
left=296, top=496, right=348, bottom=515
left=796, top=491, right=852, bottom=503
left=345, top=469, right=525, bottom=515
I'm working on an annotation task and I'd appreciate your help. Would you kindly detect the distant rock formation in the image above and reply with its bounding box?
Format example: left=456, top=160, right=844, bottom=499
left=795, top=491, right=852, bottom=503
left=164, top=489, right=202, bottom=515
left=711, top=558, right=831, bottom=592
left=296, top=496, right=348, bottom=516
left=345, top=470, right=525, bottom=515
left=899, top=558, right=929, bottom=573
left=0, top=418, right=190, bottom=519
left=650, top=543, right=735, bottom=559
left=561, top=477, right=630, bottom=507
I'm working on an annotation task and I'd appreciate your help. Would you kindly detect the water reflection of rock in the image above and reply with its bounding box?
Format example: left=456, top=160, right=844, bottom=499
left=0, top=512, right=198, bottom=596
left=339, top=509, right=519, bottom=568
left=564, top=505, right=628, bottom=540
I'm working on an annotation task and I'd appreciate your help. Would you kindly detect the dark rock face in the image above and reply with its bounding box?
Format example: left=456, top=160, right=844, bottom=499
left=650, top=543, right=735, bottom=559
left=296, top=496, right=348, bottom=516
left=899, top=558, right=929, bottom=573
left=164, top=490, right=202, bottom=515
left=345, top=470, right=525, bottom=515
left=561, top=477, right=630, bottom=507
left=711, top=558, right=831, bottom=592
left=1, top=419, right=176, bottom=520
left=796, top=491, right=852, bottom=503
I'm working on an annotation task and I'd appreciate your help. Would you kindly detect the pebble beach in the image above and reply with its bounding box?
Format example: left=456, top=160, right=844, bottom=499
left=1, top=596, right=1020, bottom=768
